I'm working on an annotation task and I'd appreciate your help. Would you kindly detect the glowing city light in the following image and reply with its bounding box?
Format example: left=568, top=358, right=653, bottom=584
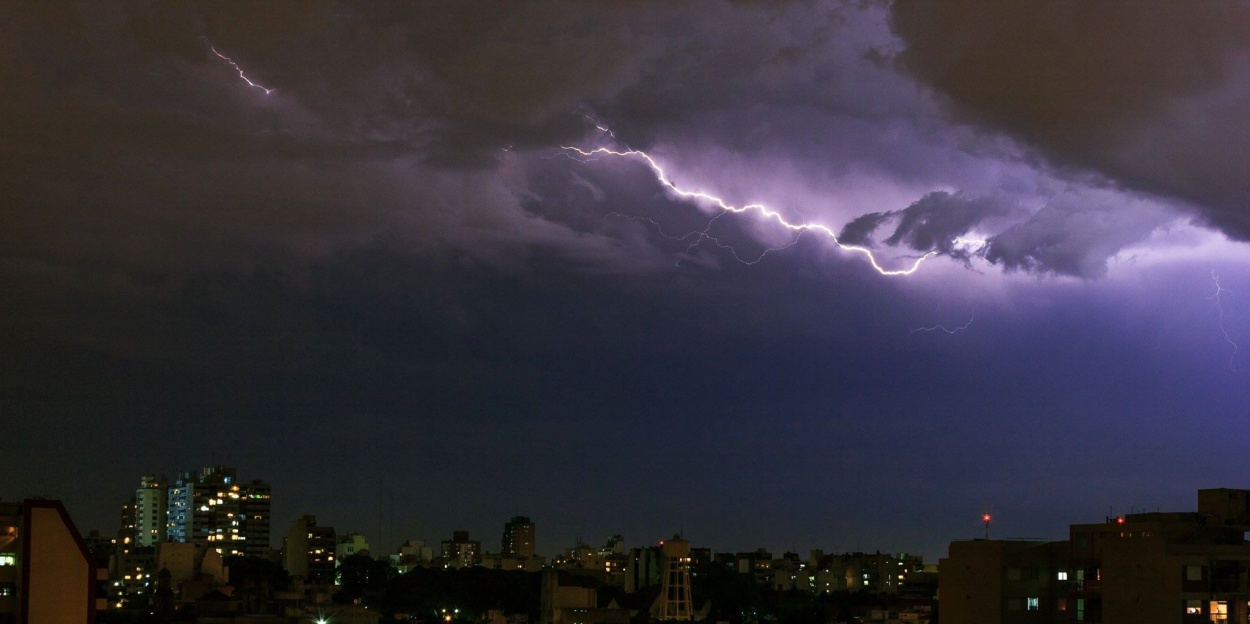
left=560, top=144, right=936, bottom=276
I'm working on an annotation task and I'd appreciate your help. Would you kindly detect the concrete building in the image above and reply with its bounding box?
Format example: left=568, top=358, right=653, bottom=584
left=441, top=530, right=481, bottom=568
left=337, top=532, right=370, bottom=560
left=166, top=466, right=271, bottom=557
left=283, top=515, right=337, bottom=586
left=625, top=545, right=663, bottom=593
left=939, top=539, right=1069, bottom=623
left=940, top=487, right=1250, bottom=624
left=134, top=475, right=167, bottom=547
left=503, top=516, right=536, bottom=558
left=0, top=499, right=101, bottom=623
left=391, top=539, right=434, bottom=573
left=541, top=571, right=635, bottom=624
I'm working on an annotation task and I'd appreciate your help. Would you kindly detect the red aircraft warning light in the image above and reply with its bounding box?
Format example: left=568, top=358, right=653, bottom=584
left=983, top=513, right=991, bottom=539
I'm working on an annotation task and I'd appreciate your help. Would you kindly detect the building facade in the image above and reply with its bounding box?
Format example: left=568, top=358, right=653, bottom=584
left=283, top=515, right=337, bottom=586
left=503, top=516, right=536, bottom=558
left=134, top=475, right=167, bottom=547
left=940, top=488, right=1250, bottom=624
left=166, top=466, right=270, bottom=557
left=442, top=530, right=481, bottom=568
left=0, top=499, right=100, bottom=623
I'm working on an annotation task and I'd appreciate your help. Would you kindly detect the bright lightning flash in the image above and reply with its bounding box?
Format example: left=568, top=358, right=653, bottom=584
left=560, top=145, right=935, bottom=276
left=204, top=39, right=274, bottom=94
left=1211, top=270, right=1239, bottom=370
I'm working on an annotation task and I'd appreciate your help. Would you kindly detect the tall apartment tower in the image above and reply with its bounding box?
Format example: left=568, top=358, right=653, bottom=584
left=657, top=535, right=693, bottom=621
left=283, top=515, right=337, bottom=586
left=166, top=466, right=271, bottom=557
left=502, top=516, right=535, bottom=558
left=237, top=479, right=271, bottom=558
left=442, top=530, right=481, bottom=568
left=135, top=474, right=167, bottom=547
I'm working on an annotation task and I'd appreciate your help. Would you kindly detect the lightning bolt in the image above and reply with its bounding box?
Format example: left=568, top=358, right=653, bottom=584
left=203, top=38, right=274, bottom=95
left=559, top=145, right=935, bottom=276
left=912, top=315, right=975, bottom=334
left=1210, top=270, right=1239, bottom=370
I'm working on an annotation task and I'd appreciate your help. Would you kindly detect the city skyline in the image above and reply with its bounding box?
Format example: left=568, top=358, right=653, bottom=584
left=5, top=2, right=1250, bottom=567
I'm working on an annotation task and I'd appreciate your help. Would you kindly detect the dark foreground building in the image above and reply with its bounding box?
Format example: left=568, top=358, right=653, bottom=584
left=0, top=499, right=100, bottom=624
left=941, top=488, right=1250, bottom=623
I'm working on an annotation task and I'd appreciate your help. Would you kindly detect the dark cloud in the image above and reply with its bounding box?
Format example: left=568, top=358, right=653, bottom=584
left=984, top=192, right=1174, bottom=279
left=837, top=212, right=893, bottom=247
left=889, top=1, right=1250, bottom=240
left=837, top=191, right=1009, bottom=261
left=881, top=192, right=1007, bottom=256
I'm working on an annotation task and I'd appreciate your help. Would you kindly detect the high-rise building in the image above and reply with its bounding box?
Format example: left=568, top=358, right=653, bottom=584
left=166, top=466, right=270, bottom=557
left=502, top=516, right=536, bottom=558
left=442, top=530, right=481, bottom=568
left=135, top=475, right=167, bottom=547
left=283, top=515, right=337, bottom=586
left=237, top=479, right=271, bottom=558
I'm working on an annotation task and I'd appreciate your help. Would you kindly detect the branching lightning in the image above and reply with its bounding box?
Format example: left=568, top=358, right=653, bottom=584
left=559, top=143, right=935, bottom=276
left=1210, top=270, right=1239, bottom=370
left=912, top=315, right=975, bottom=334
left=203, top=38, right=274, bottom=94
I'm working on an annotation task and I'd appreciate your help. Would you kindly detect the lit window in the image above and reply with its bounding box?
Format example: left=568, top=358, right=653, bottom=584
left=0, top=554, right=14, bottom=566
left=1057, top=570, right=1068, bottom=580
left=1027, top=597, right=1039, bottom=611
left=1211, top=600, right=1228, bottom=620
left=1185, top=599, right=1202, bottom=614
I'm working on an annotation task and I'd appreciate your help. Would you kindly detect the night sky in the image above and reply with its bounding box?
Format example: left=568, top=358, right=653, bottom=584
left=4, top=2, right=1250, bottom=562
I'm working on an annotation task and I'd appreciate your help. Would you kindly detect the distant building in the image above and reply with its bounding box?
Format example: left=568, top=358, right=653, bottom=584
left=0, top=499, right=102, bottom=622
left=600, top=535, right=628, bottom=587
left=283, top=515, right=337, bottom=586
left=940, top=487, right=1250, bottom=624
left=134, top=475, right=167, bottom=547
left=625, top=545, right=663, bottom=593
left=803, top=551, right=923, bottom=594
left=166, top=466, right=271, bottom=557
left=337, top=532, right=370, bottom=560
left=503, top=516, right=536, bottom=558
left=441, top=530, right=481, bottom=568
left=391, top=539, right=434, bottom=573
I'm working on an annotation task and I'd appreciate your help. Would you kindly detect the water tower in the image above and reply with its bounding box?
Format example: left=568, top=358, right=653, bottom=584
left=657, top=535, right=693, bottom=620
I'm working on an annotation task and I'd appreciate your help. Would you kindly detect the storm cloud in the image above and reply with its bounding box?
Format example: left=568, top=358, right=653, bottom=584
left=890, top=1, right=1250, bottom=241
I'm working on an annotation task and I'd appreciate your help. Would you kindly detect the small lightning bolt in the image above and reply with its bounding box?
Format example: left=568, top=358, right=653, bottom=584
left=912, top=315, right=975, bottom=334
left=1211, top=270, right=1239, bottom=370
left=203, top=38, right=274, bottom=94
left=559, top=144, right=935, bottom=276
